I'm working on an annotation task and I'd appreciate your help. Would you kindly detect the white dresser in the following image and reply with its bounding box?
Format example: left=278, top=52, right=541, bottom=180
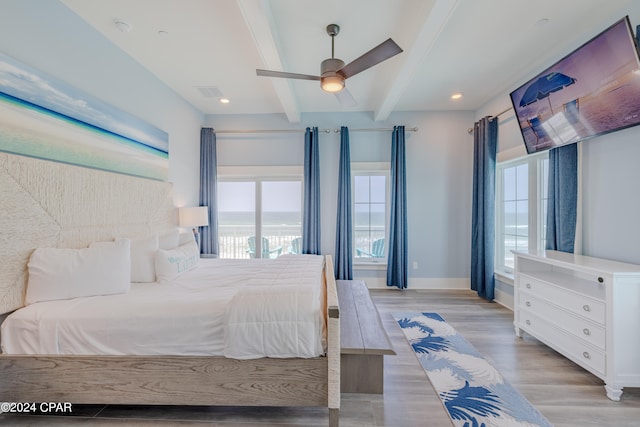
left=514, top=250, right=640, bottom=401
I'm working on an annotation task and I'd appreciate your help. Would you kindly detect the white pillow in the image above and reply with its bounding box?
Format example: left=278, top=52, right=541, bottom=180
left=92, top=237, right=157, bottom=283
left=129, top=235, right=159, bottom=282
left=158, top=229, right=180, bottom=250
left=154, top=241, right=199, bottom=283
left=26, top=239, right=131, bottom=305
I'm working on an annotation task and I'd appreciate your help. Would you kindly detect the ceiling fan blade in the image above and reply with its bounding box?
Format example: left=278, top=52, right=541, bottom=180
left=256, top=69, right=320, bottom=81
left=335, top=87, right=357, bottom=107
left=338, top=38, right=403, bottom=79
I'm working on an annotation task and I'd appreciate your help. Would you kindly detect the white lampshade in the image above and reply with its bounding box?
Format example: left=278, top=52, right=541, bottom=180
left=179, top=206, right=209, bottom=227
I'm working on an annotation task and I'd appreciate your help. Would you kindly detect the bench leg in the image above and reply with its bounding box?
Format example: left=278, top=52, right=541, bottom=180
left=340, top=354, right=384, bottom=394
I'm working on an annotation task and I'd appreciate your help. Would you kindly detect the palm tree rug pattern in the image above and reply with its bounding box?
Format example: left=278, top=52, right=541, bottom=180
left=394, top=312, right=552, bottom=427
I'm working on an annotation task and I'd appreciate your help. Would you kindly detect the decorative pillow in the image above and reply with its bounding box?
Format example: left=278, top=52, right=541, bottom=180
left=178, top=231, right=196, bottom=246
left=154, top=241, right=199, bottom=283
left=25, top=239, right=131, bottom=305
left=158, top=229, right=180, bottom=250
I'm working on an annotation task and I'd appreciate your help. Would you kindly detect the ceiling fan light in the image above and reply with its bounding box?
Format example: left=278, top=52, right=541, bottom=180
left=321, top=75, right=345, bottom=93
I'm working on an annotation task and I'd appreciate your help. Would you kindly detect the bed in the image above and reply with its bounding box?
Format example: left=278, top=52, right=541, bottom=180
left=0, top=154, right=340, bottom=426
left=0, top=251, right=340, bottom=426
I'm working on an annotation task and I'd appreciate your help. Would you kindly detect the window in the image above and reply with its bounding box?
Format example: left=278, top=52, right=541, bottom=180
left=496, top=153, right=548, bottom=273
left=352, top=164, right=389, bottom=264
left=217, top=167, right=302, bottom=259
left=218, top=181, right=256, bottom=258
left=502, top=163, right=529, bottom=269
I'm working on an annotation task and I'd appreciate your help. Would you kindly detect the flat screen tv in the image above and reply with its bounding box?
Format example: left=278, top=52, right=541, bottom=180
left=510, top=16, right=640, bottom=154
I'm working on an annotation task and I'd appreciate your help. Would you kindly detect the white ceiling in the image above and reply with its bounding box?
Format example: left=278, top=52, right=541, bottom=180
left=61, top=0, right=635, bottom=123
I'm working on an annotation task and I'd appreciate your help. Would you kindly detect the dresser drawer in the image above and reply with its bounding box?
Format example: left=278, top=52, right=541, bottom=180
left=518, top=274, right=605, bottom=325
left=519, top=309, right=605, bottom=377
left=518, top=293, right=605, bottom=350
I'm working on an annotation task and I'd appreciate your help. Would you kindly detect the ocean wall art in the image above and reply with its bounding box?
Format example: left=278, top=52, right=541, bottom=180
left=0, top=51, right=168, bottom=181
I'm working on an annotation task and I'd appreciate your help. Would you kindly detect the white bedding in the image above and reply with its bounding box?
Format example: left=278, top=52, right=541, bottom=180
left=0, top=255, right=326, bottom=358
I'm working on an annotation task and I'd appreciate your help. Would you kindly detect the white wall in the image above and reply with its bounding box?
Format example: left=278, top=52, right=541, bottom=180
left=0, top=0, right=203, bottom=207
left=581, top=126, right=640, bottom=264
left=206, top=110, right=475, bottom=288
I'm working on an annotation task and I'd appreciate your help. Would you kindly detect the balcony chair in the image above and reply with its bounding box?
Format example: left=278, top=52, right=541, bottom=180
left=289, top=237, right=302, bottom=254
left=247, top=236, right=283, bottom=259
left=356, top=238, right=385, bottom=258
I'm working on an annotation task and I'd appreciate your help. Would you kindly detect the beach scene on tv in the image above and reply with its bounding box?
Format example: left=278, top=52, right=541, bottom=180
left=510, top=18, right=640, bottom=154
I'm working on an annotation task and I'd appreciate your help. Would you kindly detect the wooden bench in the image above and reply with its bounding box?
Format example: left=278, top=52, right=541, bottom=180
left=337, top=280, right=395, bottom=394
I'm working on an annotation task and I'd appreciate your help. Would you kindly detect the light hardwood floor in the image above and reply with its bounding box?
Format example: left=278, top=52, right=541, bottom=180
left=2, top=289, right=639, bottom=426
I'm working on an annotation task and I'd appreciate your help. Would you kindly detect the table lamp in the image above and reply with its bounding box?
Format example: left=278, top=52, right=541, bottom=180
left=179, top=206, right=209, bottom=247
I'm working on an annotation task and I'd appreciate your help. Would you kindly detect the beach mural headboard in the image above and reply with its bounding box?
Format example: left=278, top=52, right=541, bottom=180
left=0, top=51, right=176, bottom=314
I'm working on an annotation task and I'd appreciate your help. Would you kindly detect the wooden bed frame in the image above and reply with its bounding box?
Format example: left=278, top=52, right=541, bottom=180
left=0, top=154, right=340, bottom=426
left=0, top=255, right=340, bottom=426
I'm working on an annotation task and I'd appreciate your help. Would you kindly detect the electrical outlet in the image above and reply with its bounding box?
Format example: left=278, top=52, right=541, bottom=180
left=413, top=261, right=418, bottom=269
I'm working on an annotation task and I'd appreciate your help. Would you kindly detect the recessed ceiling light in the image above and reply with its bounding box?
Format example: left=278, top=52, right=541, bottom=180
left=158, top=30, right=169, bottom=37
left=451, top=92, right=463, bottom=100
left=219, top=98, right=230, bottom=104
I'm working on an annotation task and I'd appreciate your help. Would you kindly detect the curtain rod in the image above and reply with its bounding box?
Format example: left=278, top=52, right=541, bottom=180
left=214, top=129, right=331, bottom=134
left=467, top=107, right=513, bottom=134
left=214, top=127, right=418, bottom=135
left=492, top=106, right=513, bottom=118
left=337, top=127, right=418, bottom=133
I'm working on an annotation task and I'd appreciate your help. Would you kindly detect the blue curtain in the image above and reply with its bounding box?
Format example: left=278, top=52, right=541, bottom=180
left=199, top=128, right=219, bottom=256
left=302, top=127, right=321, bottom=254
left=546, top=143, right=578, bottom=252
left=335, top=126, right=352, bottom=279
left=471, top=117, right=497, bottom=300
left=387, top=126, right=408, bottom=289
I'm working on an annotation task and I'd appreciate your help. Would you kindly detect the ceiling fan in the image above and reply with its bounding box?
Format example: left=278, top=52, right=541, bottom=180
left=256, top=24, right=403, bottom=106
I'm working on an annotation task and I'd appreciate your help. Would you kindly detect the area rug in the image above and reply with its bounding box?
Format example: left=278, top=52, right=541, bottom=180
left=394, top=312, right=553, bottom=427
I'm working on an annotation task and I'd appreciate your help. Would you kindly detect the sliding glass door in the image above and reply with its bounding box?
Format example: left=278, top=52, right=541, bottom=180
left=218, top=178, right=302, bottom=259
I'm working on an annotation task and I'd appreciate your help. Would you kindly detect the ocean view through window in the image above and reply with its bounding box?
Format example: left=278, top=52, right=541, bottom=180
left=217, top=178, right=302, bottom=259
left=353, top=164, right=389, bottom=264
left=496, top=152, right=548, bottom=273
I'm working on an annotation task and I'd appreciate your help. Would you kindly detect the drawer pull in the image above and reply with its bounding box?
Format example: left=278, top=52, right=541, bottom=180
left=525, top=301, right=531, bottom=307
left=583, top=351, right=591, bottom=359
left=583, top=304, right=591, bottom=312
left=526, top=283, right=532, bottom=289
left=525, top=319, right=531, bottom=325
left=583, top=328, right=591, bottom=336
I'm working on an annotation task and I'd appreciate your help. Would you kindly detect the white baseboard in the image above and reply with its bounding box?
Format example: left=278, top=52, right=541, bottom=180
left=354, top=275, right=515, bottom=310
left=494, top=273, right=514, bottom=310
left=356, top=276, right=470, bottom=290
left=494, top=288, right=514, bottom=311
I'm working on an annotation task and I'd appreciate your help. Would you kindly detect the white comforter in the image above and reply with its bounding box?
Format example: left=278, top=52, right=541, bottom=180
left=1, top=255, right=326, bottom=358
left=224, top=255, right=326, bottom=359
